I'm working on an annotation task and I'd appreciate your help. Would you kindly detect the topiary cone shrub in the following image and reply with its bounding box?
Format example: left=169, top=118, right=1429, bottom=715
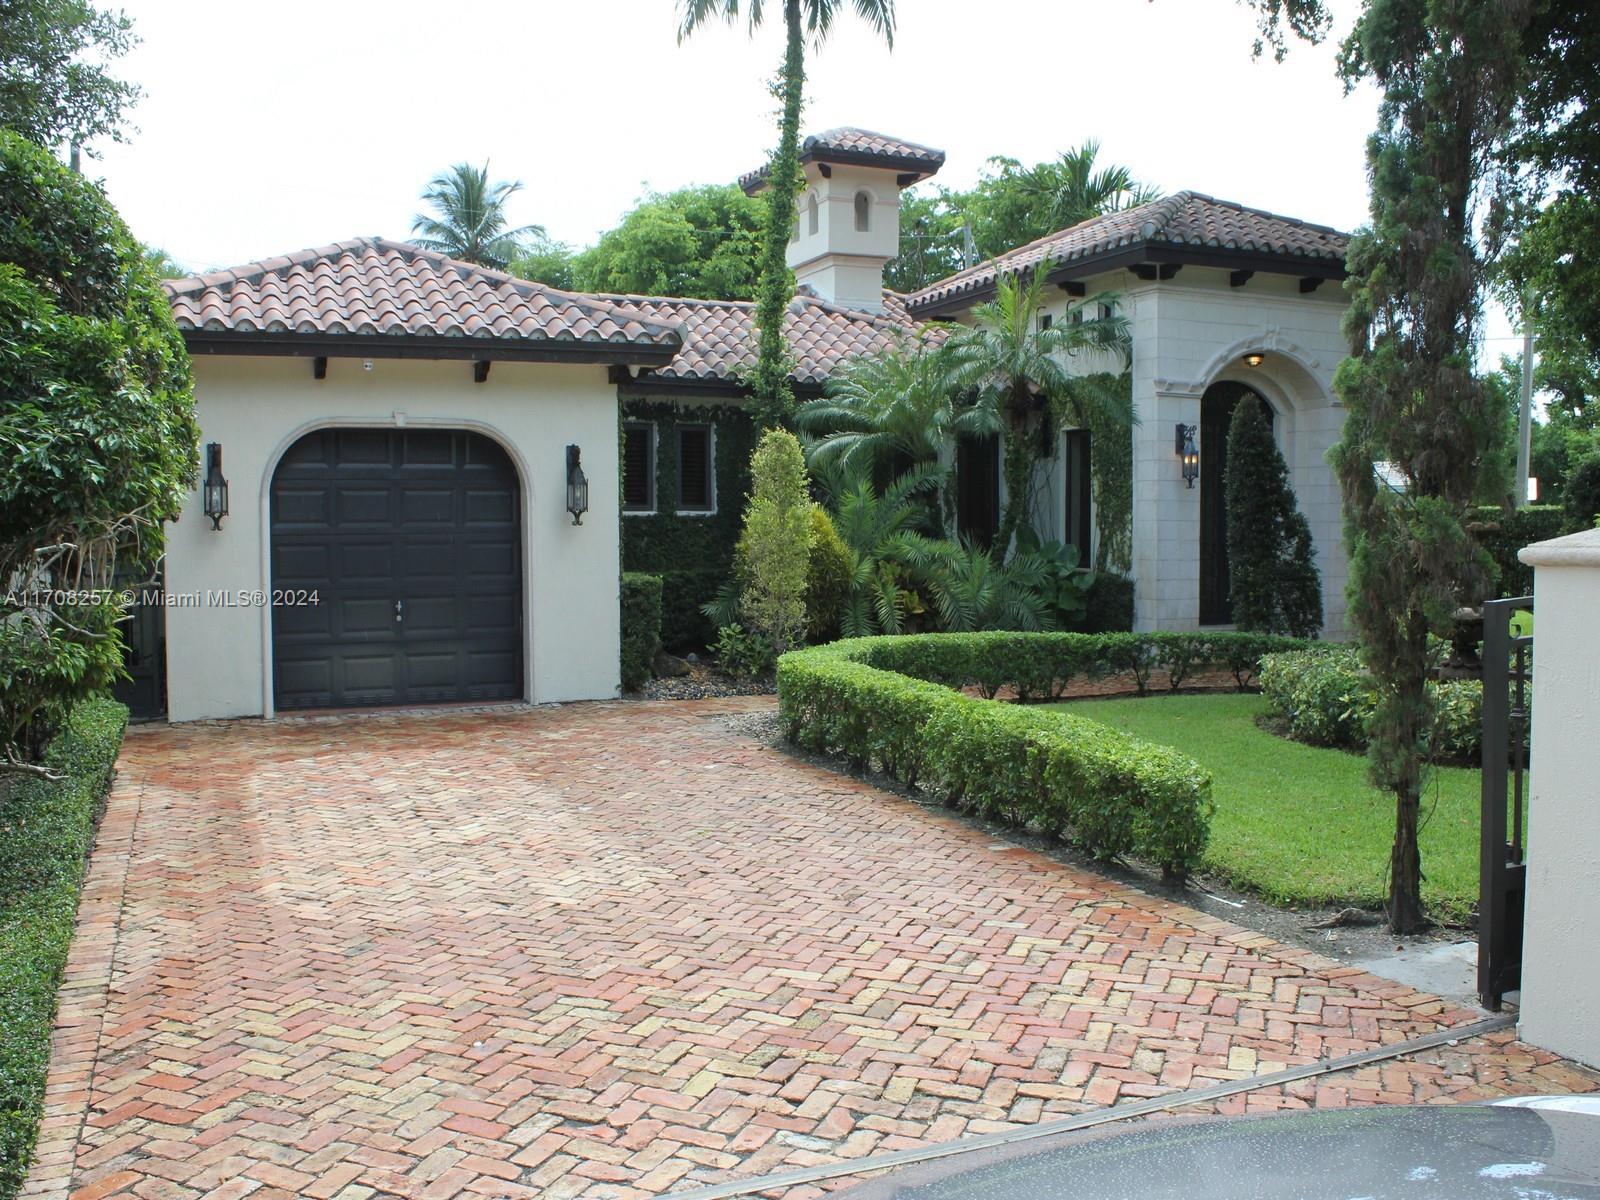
left=1223, top=397, right=1323, bottom=637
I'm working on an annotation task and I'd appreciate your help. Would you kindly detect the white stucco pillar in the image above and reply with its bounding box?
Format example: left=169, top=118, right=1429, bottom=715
left=1516, top=527, right=1600, bottom=1068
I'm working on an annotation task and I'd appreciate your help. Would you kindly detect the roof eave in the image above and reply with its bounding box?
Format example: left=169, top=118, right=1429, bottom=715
left=906, top=242, right=1348, bottom=317
left=180, top=329, right=684, bottom=368
left=739, top=147, right=944, bottom=196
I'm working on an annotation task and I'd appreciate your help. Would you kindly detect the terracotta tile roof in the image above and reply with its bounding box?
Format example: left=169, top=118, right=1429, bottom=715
left=163, top=237, right=683, bottom=358
left=597, top=288, right=934, bottom=386
left=739, top=126, right=946, bottom=193
left=907, top=191, right=1349, bottom=314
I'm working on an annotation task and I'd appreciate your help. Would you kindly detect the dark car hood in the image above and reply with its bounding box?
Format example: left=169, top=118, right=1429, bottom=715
left=835, top=1103, right=1600, bottom=1200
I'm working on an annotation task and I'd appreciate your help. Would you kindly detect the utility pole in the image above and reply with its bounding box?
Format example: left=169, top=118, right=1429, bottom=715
left=1516, top=323, right=1534, bottom=508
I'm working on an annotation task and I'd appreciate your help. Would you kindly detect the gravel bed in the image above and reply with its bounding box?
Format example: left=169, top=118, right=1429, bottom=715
left=637, top=664, right=774, bottom=701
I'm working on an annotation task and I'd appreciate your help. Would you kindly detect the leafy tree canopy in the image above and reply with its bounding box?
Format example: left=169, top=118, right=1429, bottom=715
left=573, top=184, right=763, bottom=300
left=885, top=141, right=1158, bottom=293
left=0, top=129, right=197, bottom=769
left=506, top=233, right=576, bottom=290
left=0, top=0, right=139, bottom=151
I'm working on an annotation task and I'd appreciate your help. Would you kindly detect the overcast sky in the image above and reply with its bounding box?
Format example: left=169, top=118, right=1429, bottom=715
left=87, top=0, right=1521, bottom=352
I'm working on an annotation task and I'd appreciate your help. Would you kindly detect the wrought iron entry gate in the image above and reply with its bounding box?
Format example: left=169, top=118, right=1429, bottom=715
left=1479, top=595, right=1532, bottom=1011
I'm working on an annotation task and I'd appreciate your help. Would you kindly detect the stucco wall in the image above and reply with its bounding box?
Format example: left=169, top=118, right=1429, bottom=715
left=1516, top=529, right=1600, bottom=1068
left=1129, top=270, right=1349, bottom=634
left=1009, top=267, right=1348, bottom=634
left=163, top=355, right=621, bottom=721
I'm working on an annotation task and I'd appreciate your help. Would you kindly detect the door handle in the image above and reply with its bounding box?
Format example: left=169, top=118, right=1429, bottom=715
left=394, top=599, right=404, bottom=623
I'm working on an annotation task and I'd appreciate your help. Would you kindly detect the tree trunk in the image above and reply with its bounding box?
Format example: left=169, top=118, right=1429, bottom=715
left=1383, top=620, right=1433, bottom=934
left=993, top=390, right=1034, bottom=559
left=1388, top=783, right=1427, bottom=932
left=749, top=0, right=805, bottom=431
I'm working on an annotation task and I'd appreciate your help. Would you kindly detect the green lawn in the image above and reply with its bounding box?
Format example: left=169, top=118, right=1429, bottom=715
left=1048, top=692, right=1482, bottom=924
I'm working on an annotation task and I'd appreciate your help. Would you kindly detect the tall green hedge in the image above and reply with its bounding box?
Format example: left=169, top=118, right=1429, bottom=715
left=1, top=698, right=127, bottom=1199
left=776, top=632, right=1307, bottom=879
left=1472, top=504, right=1565, bottom=598
left=620, top=573, right=663, bottom=692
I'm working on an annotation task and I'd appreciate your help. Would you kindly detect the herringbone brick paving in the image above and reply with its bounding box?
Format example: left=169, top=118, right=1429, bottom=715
left=26, top=698, right=1596, bottom=1200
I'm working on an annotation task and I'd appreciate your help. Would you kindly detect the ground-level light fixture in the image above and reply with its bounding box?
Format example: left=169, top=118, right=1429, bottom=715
left=202, top=442, right=229, bottom=530
left=1243, top=351, right=1265, bottom=368
left=1176, top=423, right=1200, bottom=489
left=566, top=444, right=589, bottom=525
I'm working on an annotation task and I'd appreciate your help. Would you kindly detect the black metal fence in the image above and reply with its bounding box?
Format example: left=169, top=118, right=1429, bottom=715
left=1478, top=595, right=1532, bottom=1011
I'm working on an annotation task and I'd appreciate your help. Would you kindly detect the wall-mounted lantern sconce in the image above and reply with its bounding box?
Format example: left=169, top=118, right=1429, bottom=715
left=565, top=444, right=589, bottom=526
left=1175, top=423, right=1200, bottom=489
left=1242, top=352, right=1265, bottom=368
left=202, top=442, right=229, bottom=530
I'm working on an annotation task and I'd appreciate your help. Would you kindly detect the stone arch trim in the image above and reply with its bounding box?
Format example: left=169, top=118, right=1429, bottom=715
left=254, top=414, right=533, bottom=717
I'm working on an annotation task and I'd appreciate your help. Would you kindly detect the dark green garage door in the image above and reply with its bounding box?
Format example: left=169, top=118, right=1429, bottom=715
left=271, top=428, right=522, bottom=710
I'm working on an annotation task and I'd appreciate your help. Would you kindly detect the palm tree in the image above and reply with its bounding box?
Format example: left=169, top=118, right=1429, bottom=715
left=1027, top=140, right=1161, bottom=234
left=677, top=0, right=897, bottom=428
left=943, top=271, right=1134, bottom=558
left=796, top=340, right=997, bottom=533
left=411, top=162, right=544, bottom=269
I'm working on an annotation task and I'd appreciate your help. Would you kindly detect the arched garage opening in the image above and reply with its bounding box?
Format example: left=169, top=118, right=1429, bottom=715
left=270, top=427, right=523, bottom=710
left=1199, top=381, right=1274, bottom=626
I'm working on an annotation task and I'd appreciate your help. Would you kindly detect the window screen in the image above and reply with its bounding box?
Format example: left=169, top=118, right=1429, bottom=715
left=623, top=422, right=654, bottom=512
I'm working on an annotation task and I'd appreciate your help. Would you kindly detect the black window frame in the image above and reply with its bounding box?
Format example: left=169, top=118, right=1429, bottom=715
left=676, top=423, right=715, bottom=514
left=622, top=421, right=656, bottom=514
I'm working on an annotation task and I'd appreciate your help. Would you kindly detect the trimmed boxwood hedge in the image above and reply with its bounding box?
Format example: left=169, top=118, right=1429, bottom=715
left=1, top=698, right=127, bottom=1199
left=1259, top=646, right=1484, bottom=763
left=778, top=632, right=1312, bottom=879
left=620, top=572, right=663, bottom=692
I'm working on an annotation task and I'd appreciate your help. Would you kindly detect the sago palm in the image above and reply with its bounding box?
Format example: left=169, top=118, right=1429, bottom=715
left=818, top=461, right=940, bottom=637
left=677, top=0, right=896, bottom=427
left=411, top=162, right=544, bottom=269
left=943, top=271, right=1133, bottom=557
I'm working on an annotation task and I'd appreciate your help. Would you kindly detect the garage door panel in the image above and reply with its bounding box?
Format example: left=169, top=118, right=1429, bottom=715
left=272, top=429, right=521, bottom=711
left=328, top=540, right=394, bottom=587
left=275, top=656, right=334, bottom=704
left=465, top=650, right=520, bottom=687
left=400, top=431, right=455, bottom=467
left=334, top=487, right=394, bottom=525
left=397, top=538, right=458, bottom=581
left=334, top=429, right=393, bottom=465
left=274, top=601, right=332, bottom=639
left=400, top=488, right=455, bottom=524
left=274, top=488, right=331, bottom=528
left=399, top=597, right=457, bottom=636
left=403, top=651, right=462, bottom=689
left=464, top=488, right=515, bottom=523
left=462, top=539, right=517, bottom=578
left=465, top=593, right=518, bottom=629
left=273, top=541, right=332, bottom=583
left=337, top=596, right=397, bottom=639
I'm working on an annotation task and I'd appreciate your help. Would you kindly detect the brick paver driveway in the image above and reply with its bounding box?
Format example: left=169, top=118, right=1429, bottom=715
left=29, top=699, right=1596, bottom=1200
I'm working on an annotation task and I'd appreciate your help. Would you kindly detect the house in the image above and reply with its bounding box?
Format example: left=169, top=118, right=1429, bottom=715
left=137, top=127, right=1350, bottom=722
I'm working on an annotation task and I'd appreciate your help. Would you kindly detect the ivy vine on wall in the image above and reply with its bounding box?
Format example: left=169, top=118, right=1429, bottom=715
left=619, top=394, right=758, bottom=650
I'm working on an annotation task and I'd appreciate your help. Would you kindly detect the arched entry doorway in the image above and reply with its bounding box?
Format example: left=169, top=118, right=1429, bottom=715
left=270, top=427, right=523, bottom=710
left=1199, top=381, right=1274, bottom=625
